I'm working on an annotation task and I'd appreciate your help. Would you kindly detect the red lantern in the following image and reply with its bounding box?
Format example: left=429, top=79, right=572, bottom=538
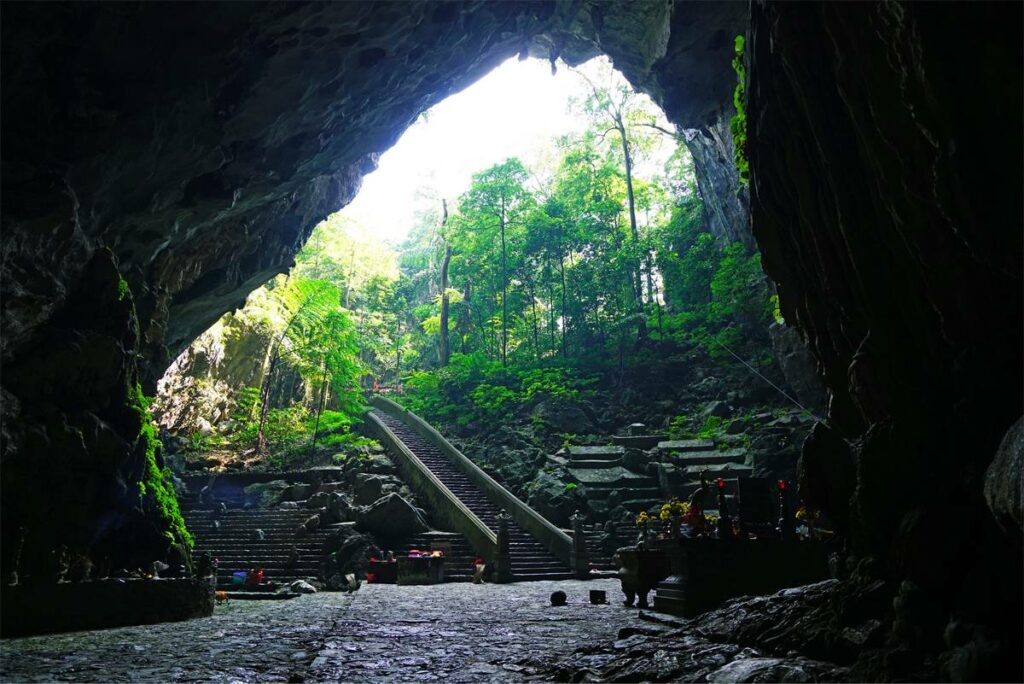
left=716, top=478, right=725, bottom=490
left=778, top=479, right=787, bottom=491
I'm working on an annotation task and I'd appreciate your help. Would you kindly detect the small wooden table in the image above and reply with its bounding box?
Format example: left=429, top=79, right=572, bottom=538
left=397, top=556, right=445, bottom=585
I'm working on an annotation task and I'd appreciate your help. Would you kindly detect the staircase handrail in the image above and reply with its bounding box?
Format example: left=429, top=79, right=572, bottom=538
left=364, top=411, right=498, bottom=561
left=370, top=396, right=573, bottom=566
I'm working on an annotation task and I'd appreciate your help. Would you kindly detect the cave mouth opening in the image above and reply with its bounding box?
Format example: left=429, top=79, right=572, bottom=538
left=151, top=37, right=818, bottom=590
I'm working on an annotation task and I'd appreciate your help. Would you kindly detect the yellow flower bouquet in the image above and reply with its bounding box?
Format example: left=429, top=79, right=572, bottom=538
left=659, top=498, right=689, bottom=520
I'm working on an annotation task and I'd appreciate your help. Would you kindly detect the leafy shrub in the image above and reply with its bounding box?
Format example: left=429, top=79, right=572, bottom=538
left=668, top=415, right=689, bottom=439
left=518, top=367, right=596, bottom=407
left=469, top=383, right=518, bottom=418
left=697, top=416, right=725, bottom=439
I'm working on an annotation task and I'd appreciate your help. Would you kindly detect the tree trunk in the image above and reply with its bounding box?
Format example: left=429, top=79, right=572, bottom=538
left=499, top=200, right=508, bottom=367
left=309, top=360, right=329, bottom=452
left=395, top=320, right=402, bottom=381
left=458, top=281, right=472, bottom=354
left=255, top=348, right=280, bottom=455
left=547, top=273, right=556, bottom=354
left=439, top=200, right=452, bottom=367
left=527, top=277, right=540, bottom=360
left=559, top=254, right=568, bottom=359
left=617, top=117, right=648, bottom=344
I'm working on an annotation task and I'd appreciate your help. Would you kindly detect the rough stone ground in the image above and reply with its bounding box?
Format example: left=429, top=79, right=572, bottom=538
left=0, top=579, right=637, bottom=683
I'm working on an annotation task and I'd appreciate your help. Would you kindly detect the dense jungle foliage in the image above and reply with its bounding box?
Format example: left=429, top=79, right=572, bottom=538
left=174, top=62, right=774, bottom=466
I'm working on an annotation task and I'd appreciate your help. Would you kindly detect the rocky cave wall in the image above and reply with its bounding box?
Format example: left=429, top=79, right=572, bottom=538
left=683, top=112, right=753, bottom=251
left=748, top=1, right=1022, bottom=673
left=1, top=0, right=745, bottom=578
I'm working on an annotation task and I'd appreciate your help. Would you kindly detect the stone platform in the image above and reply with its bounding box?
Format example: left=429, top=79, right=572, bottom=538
left=0, top=578, right=214, bottom=638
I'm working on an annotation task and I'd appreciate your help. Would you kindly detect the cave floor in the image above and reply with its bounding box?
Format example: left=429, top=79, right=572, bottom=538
left=0, top=578, right=851, bottom=682
left=0, top=579, right=635, bottom=682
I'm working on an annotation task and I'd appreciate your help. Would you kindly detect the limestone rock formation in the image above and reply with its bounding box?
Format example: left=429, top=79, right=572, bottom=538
left=750, top=2, right=1022, bottom=674
left=985, top=415, right=1023, bottom=536
left=683, top=112, right=752, bottom=250
left=355, top=493, right=429, bottom=537
left=768, top=322, right=828, bottom=415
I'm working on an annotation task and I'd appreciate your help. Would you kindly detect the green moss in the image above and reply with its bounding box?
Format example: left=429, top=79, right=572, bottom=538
left=117, top=276, right=130, bottom=302
left=697, top=415, right=725, bottom=439
left=730, top=34, right=748, bottom=187
left=128, top=383, right=194, bottom=551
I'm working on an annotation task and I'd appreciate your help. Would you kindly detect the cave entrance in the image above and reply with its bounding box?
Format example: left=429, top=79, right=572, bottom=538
left=155, top=52, right=816, bottom=536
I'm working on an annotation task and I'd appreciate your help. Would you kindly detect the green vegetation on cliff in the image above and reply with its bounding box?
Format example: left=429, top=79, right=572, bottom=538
left=730, top=35, right=748, bottom=187
left=130, top=380, right=193, bottom=551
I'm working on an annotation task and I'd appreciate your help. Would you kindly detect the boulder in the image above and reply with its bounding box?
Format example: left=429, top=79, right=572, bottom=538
left=346, top=454, right=395, bottom=476
left=306, top=491, right=333, bottom=509
left=322, top=492, right=354, bottom=524
left=243, top=480, right=290, bottom=508
left=286, top=483, right=314, bottom=501
left=325, top=527, right=380, bottom=579
left=984, top=415, right=1023, bottom=536
left=531, top=401, right=594, bottom=434
left=702, top=400, right=731, bottom=419
left=526, top=471, right=581, bottom=527
left=355, top=493, right=429, bottom=537
left=655, top=463, right=685, bottom=498
left=725, top=420, right=747, bottom=435
left=288, top=580, right=317, bottom=594
left=352, top=474, right=387, bottom=506
left=622, top=448, right=649, bottom=472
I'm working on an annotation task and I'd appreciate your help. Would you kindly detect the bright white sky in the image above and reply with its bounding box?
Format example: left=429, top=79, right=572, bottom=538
left=337, top=56, right=674, bottom=244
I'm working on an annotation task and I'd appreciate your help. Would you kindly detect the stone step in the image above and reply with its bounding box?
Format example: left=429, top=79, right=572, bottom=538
left=218, top=592, right=302, bottom=601
left=655, top=439, right=716, bottom=453
left=678, top=462, right=754, bottom=478
left=568, top=459, right=624, bottom=469
left=668, top=449, right=749, bottom=466
left=511, top=572, right=575, bottom=581
left=611, top=434, right=668, bottom=450
left=194, top=542, right=328, bottom=550
left=583, top=487, right=661, bottom=501
left=580, top=481, right=659, bottom=493
left=566, top=446, right=625, bottom=460
left=189, top=525, right=327, bottom=534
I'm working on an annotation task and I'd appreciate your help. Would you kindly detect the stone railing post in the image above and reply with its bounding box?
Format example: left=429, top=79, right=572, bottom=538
left=495, top=512, right=513, bottom=583
left=570, top=510, right=590, bottom=579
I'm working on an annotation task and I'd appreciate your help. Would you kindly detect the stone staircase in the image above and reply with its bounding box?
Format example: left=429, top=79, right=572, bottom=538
left=571, top=465, right=664, bottom=519
left=653, top=439, right=752, bottom=506
left=182, top=505, right=331, bottom=591
left=583, top=524, right=638, bottom=573
left=566, top=445, right=624, bottom=469
left=373, top=410, right=574, bottom=581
